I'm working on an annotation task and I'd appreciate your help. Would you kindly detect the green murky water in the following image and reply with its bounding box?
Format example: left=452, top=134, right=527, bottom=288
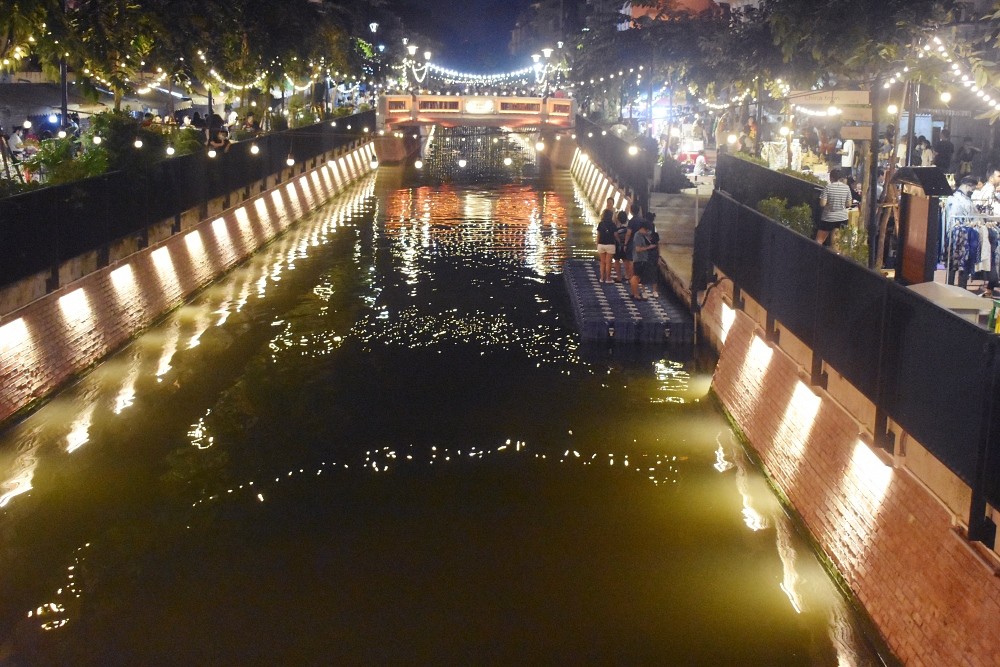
left=0, top=171, right=883, bottom=665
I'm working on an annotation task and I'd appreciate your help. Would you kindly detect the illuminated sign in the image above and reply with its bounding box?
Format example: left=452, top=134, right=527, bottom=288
left=464, top=99, right=495, bottom=115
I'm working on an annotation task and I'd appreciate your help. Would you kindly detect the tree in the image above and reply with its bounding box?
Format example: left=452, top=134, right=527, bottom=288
left=0, top=0, right=56, bottom=66
left=61, top=0, right=160, bottom=110
left=767, top=0, right=957, bottom=266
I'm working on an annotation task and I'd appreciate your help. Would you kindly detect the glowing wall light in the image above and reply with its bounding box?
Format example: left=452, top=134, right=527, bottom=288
left=0, top=318, right=31, bottom=358
left=234, top=207, right=251, bottom=240
left=58, top=288, right=92, bottom=323
left=151, top=246, right=178, bottom=291
left=212, top=217, right=236, bottom=259
left=109, top=263, right=136, bottom=299
left=185, top=229, right=206, bottom=259
left=720, top=301, right=736, bottom=343
left=847, top=440, right=893, bottom=505
left=775, top=380, right=822, bottom=464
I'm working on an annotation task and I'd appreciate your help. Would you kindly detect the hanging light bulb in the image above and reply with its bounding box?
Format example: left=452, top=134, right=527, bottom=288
left=286, top=154, right=295, bottom=167
left=370, top=159, right=379, bottom=169
left=92, top=135, right=102, bottom=145
left=250, top=143, right=260, bottom=155
left=503, top=157, right=513, bottom=166
left=414, top=159, right=423, bottom=169
left=166, top=145, right=176, bottom=155
left=57, top=129, right=67, bottom=138
left=628, top=145, right=639, bottom=156
left=133, top=137, right=144, bottom=149
left=458, top=159, right=467, bottom=168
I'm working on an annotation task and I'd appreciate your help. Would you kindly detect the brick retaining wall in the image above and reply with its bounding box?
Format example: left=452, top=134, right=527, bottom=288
left=702, top=280, right=1000, bottom=667
left=0, top=142, right=377, bottom=426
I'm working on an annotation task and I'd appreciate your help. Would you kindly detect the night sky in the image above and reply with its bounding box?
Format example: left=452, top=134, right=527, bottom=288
left=393, top=0, right=534, bottom=70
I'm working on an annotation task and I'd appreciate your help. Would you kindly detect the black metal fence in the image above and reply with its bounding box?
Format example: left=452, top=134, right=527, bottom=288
left=574, top=115, right=653, bottom=209
left=715, top=152, right=823, bottom=220
left=0, top=111, right=375, bottom=287
left=694, top=190, right=1000, bottom=542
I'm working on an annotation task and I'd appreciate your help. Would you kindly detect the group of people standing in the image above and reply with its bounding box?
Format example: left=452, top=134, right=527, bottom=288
left=595, top=198, right=660, bottom=301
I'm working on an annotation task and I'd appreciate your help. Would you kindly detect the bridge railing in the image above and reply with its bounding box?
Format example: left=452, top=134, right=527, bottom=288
left=694, top=187, right=1000, bottom=543
left=378, top=94, right=575, bottom=128
left=0, top=111, right=375, bottom=288
left=574, top=115, right=652, bottom=210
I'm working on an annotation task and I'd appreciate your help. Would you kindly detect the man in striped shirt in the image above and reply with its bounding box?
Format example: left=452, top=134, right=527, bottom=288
left=816, top=168, right=853, bottom=247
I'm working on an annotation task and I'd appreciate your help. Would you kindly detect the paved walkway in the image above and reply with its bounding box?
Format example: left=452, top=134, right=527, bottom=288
left=649, top=176, right=713, bottom=309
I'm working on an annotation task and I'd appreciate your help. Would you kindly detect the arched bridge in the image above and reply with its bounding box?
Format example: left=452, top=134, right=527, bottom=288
left=378, top=94, right=576, bottom=131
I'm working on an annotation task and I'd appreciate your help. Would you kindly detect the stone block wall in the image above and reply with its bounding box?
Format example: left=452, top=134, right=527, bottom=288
left=702, top=279, right=1000, bottom=667
left=0, top=142, right=377, bottom=425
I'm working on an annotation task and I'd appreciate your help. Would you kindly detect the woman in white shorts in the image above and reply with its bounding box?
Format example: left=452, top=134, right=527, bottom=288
left=596, top=209, right=618, bottom=283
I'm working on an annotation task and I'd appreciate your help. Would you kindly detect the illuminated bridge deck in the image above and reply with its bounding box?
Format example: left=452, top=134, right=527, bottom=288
left=563, top=259, right=693, bottom=344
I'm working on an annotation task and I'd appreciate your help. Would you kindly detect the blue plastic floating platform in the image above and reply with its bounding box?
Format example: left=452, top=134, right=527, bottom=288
left=563, top=259, right=694, bottom=344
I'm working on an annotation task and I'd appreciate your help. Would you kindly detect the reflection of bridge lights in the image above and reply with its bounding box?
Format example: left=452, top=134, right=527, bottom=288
left=414, top=160, right=423, bottom=169
left=458, top=159, right=467, bottom=168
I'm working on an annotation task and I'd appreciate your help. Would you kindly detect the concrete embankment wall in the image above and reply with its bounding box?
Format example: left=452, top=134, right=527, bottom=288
left=700, top=279, right=1000, bottom=667
left=569, top=147, right=631, bottom=212
left=0, top=142, right=377, bottom=425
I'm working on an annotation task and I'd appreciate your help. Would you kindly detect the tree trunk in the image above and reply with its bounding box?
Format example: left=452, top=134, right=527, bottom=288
left=875, top=81, right=908, bottom=270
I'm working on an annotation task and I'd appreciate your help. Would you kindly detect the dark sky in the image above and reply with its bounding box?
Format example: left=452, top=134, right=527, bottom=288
left=393, top=0, right=533, bottom=70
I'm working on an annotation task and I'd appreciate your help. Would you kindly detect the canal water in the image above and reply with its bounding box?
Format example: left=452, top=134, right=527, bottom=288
left=0, top=170, right=884, bottom=665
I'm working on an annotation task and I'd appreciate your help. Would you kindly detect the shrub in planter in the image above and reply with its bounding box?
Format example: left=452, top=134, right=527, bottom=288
left=89, top=110, right=166, bottom=172
left=756, top=196, right=814, bottom=238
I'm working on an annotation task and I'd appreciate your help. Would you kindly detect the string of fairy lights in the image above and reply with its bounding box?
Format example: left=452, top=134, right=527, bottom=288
left=6, top=19, right=1000, bottom=130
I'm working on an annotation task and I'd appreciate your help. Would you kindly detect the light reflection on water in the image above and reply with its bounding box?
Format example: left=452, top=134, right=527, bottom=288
left=0, top=172, right=882, bottom=664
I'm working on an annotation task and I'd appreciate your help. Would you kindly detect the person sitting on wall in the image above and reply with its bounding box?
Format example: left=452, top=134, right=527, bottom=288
left=208, top=129, right=231, bottom=154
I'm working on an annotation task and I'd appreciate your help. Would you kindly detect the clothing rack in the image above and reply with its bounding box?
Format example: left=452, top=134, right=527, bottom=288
left=945, top=214, right=1000, bottom=290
